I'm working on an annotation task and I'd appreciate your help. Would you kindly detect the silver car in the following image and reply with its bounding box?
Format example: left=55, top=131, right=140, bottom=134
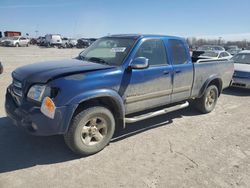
left=231, top=50, right=250, bottom=89
left=4, top=36, right=30, bottom=47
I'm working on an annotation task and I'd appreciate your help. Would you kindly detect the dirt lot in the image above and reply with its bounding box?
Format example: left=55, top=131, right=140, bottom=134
left=0, top=46, right=249, bottom=188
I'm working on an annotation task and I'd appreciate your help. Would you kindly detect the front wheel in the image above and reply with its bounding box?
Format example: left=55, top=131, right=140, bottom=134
left=64, top=106, right=115, bottom=156
left=194, top=85, right=218, bottom=113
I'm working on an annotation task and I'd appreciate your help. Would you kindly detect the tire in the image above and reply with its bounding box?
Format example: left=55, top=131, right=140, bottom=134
left=64, top=106, right=115, bottom=156
left=194, top=85, right=218, bottom=113
left=26, top=43, right=29, bottom=47
left=15, top=43, right=19, bottom=47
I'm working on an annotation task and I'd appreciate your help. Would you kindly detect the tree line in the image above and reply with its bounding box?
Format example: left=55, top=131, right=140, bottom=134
left=187, top=37, right=250, bottom=49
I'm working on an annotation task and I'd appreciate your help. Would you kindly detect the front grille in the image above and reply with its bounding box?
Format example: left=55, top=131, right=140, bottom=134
left=232, top=83, right=246, bottom=88
left=12, top=78, right=23, bottom=97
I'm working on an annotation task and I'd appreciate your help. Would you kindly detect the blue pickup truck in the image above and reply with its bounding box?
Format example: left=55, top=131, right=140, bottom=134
left=5, top=34, right=234, bottom=155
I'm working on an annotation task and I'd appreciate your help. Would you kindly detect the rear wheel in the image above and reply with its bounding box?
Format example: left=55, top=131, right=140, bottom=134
left=194, top=85, right=218, bottom=113
left=64, top=106, right=115, bottom=156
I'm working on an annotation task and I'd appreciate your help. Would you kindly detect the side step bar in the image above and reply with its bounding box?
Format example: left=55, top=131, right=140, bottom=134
left=125, top=101, right=189, bottom=123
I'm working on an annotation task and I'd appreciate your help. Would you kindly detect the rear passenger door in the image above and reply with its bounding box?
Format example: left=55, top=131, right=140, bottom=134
left=168, top=39, right=193, bottom=103
left=125, top=39, right=173, bottom=114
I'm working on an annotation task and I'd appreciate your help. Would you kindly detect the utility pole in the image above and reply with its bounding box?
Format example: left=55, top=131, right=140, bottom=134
left=35, top=30, right=39, bottom=38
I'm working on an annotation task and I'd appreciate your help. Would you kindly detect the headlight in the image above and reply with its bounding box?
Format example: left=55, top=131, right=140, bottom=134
left=27, top=85, right=47, bottom=102
left=27, top=84, right=59, bottom=102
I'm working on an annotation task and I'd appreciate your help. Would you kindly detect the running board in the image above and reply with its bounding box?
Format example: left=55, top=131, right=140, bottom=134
left=125, top=101, right=189, bottom=123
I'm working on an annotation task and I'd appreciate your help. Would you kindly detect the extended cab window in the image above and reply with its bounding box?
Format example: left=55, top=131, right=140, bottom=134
left=169, top=40, right=188, bottom=65
left=135, top=39, right=167, bottom=66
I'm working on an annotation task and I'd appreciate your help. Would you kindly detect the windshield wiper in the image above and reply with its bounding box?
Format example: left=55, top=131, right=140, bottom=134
left=87, top=57, right=110, bottom=65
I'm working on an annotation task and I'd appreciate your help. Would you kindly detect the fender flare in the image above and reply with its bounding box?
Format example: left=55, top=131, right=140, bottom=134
left=68, top=89, right=125, bottom=126
left=198, top=75, right=222, bottom=98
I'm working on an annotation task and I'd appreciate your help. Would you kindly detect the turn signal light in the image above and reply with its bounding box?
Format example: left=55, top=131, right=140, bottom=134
left=41, top=97, right=55, bottom=119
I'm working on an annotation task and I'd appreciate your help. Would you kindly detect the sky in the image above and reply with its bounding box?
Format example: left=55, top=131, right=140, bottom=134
left=0, top=0, right=250, bottom=41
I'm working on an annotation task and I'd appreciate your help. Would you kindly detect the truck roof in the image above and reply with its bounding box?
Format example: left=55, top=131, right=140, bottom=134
left=107, top=34, right=184, bottom=40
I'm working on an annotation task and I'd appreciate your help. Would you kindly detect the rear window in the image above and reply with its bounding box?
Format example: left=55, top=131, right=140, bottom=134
left=169, top=40, right=188, bottom=65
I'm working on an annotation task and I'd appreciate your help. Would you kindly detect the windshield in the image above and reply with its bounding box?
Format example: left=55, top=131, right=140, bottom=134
left=79, top=37, right=136, bottom=66
left=200, top=51, right=219, bottom=57
left=12, top=37, right=19, bottom=40
left=232, top=54, right=250, bottom=64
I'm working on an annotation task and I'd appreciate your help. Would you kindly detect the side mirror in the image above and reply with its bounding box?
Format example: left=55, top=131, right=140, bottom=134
left=130, top=57, right=149, bottom=69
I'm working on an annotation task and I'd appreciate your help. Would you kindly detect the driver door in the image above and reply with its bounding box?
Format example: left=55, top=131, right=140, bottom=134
left=124, top=39, right=173, bottom=114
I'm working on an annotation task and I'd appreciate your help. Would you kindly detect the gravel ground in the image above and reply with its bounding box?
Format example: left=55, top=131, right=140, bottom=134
left=0, top=46, right=249, bottom=188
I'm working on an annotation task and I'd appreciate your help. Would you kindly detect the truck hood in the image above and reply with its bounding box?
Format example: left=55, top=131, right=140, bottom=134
left=234, top=63, right=250, bottom=72
left=12, top=59, right=115, bottom=83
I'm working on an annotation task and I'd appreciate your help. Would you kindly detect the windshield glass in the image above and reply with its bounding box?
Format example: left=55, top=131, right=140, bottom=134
left=79, top=37, right=136, bottom=66
left=232, top=54, right=250, bottom=64
left=200, top=51, right=219, bottom=57
left=12, top=37, right=19, bottom=40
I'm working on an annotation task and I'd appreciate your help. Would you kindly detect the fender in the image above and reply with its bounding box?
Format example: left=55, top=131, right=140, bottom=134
left=198, top=74, right=222, bottom=98
left=69, top=88, right=125, bottom=124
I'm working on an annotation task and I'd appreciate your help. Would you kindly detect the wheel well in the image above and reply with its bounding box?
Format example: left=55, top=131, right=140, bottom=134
left=73, top=97, right=124, bottom=128
left=208, top=79, right=222, bottom=96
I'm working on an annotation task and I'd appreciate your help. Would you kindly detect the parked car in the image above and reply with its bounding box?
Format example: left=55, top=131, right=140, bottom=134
left=231, top=50, right=250, bottom=89
left=0, top=37, right=10, bottom=46
left=68, top=39, right=78, bottom=48
left=29, top=38, right=38, bottom=45
left=227, top=45, right=239, bottom=50
left=5, top=34, right=234, bottom=156
left=198, top=51, right=232, bottom=60
left=37, top=36, right=46, bottom=46
left=226, top=45, right=241, bottom=55
left=192, top=45, right=226, bottom=62
left=0, top=61, right=3, bottom=74
left=45, top=34, right=62, bottom=47
left=59, top=37, right=69, bottom=48
left=3, top=36, right=30, bottom=47
left=76, top=38, right=91, bottom=48
left=227, top=49, right=241, bottom=55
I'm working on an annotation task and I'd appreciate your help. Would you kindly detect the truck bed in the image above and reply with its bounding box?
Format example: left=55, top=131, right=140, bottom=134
left=191, top=59, right=234, bottom=97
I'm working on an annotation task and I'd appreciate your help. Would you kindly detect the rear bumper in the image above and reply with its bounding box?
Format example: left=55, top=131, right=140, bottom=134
left=231, top=77, right=250, bottom=89
left=5, top=87, right=76, bottom=136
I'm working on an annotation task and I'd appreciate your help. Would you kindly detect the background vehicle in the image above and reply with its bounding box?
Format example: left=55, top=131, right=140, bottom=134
left=68, top=39, right=78, bottom=48
left=59, top=37, right=69, bottom=48
left=29, top=38, right=38, bottom=45
left=3, top=36, right=30, bottom=47
left=76, top=38, right=91, bottom=48
left=198, top=51, right=232, bottom=60
left=45, top=34, right=62, bottom=47
left=192, top=45, right=225, bottom=61
left=0, top=37, right=10, bottom=46
left=5, top=34, right=234, bottom=156
left=231, top=50, right=250, bottom=88
left=37, top=36, right=46, bottom=46
left=226, top=45, right=241, bottom=55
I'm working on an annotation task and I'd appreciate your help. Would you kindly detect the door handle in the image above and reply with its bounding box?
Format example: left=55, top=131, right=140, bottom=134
left=163, top=70, right=170, bottom=75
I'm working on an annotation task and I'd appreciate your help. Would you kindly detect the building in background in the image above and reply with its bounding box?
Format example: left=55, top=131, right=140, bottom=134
left=4, top=31, right=21, bottom=37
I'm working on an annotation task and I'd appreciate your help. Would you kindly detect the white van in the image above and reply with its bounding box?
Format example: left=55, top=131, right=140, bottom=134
left=45, top=34, right=62, bottom=47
